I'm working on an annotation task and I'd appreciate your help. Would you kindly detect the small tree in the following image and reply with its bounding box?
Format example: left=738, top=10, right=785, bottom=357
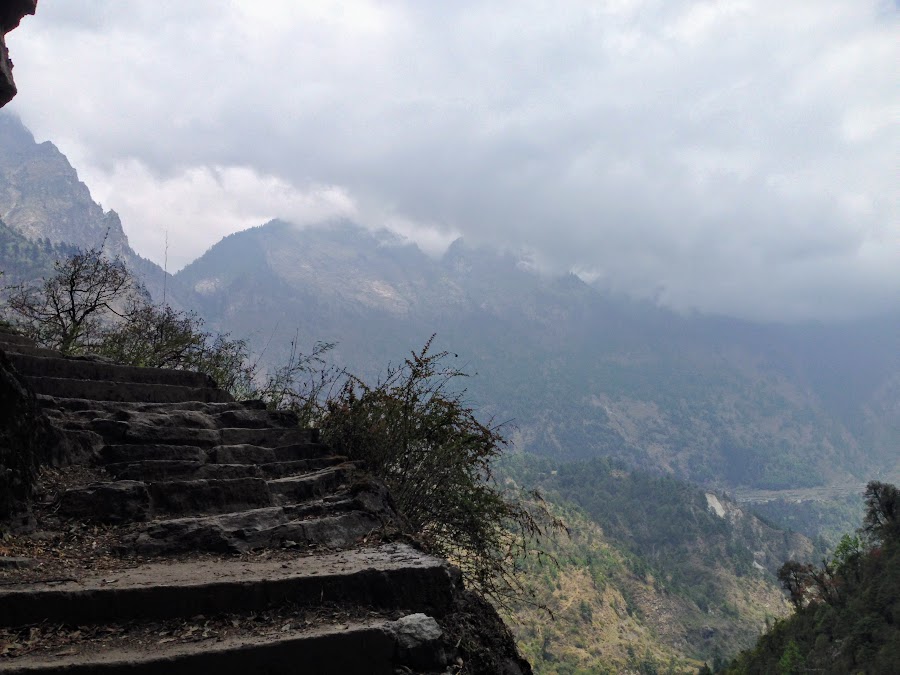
left=320, top=336, right=557, bottom=604
left=5, top=247, right=135, bottom=354
left=778, top=560, right=816, bottom=609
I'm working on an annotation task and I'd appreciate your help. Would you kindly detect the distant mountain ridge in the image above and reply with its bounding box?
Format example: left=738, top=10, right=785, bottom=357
left=0, top=113, right=187, bottom=308
left=1, top=115, right=897, bottom=493
left=175, top=219, right=900, bottom=492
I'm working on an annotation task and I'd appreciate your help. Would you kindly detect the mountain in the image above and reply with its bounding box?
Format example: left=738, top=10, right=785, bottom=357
left=0, top=113, right=186, bottom=307
left=2, top=114, right=897, bottom=493
left=175, top=218, right=900, bottom=493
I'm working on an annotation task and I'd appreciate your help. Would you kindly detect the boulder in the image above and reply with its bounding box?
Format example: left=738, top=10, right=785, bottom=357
left=389, top=613, right=450, bottom=671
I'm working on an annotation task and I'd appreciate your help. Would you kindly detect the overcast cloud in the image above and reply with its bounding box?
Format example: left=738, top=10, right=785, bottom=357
left=5, top=0, right=898, bottom=320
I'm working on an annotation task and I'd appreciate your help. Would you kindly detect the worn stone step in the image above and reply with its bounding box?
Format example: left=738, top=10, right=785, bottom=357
left=259, top=457, right=348, bottom=478
left=105, top=460, right=264, bottom=482
left=0, top=619, right=408, bottom=675
left=131, top=483, right=397, bottom=554
left=38, top=397, right=269, bottom=415
left=210, top=442, right=332, bottom=463
left=219, top=427, right=317, bottom=446
left=135, top=507, right=383, bottom=555
left=0, top=331, right=34, bottom=346
left=148, top=477, right=273, bottom=516
left=58, top=477, right=276, bottom=522
left=132, top=502, right=349, bottom=554
left=6, top=352, right=214, bottom=388
left=0, top=341, right=61, bottom=359
left=0, top=543, right=455, bottom=627
left=47, top=407, right=298, bottom=432
left=26, top=377, right=233, bottom=404
left=90, top=422, right=315, bottom=447
left=268, top=467, right=348, bottom=505
left=105, top=456, right=346, bottom=482
left=100, top=444, right=208, bottom=465
left=100, top=443, right=331, bottom=466
left=56, top=469, right=351, bottom=522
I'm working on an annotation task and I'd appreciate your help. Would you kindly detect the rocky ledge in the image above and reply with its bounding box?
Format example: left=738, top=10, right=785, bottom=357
left=0, top=329, right=531, bottom=674
left=0, top=0, right=36, bottom=108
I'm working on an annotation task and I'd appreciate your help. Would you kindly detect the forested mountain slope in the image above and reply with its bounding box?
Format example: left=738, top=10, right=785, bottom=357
left=727, top=482, right=900, bottom=674
left=500, top=455, right=817, bottom=673
left=175, top=219, right=900, bottom=491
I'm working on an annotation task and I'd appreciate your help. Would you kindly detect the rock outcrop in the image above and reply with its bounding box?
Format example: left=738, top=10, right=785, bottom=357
left=0, top=0, right=37, bottom=523
left=0, top=0, right=36, bottom=108
left=0, top=329, right=531, bottom=673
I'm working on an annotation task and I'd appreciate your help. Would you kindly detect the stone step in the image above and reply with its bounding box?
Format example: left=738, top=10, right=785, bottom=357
left=90, top=422, right=315, bottom=447
left=99, top=443, right=332, bottom=465
left=0, top=341, right=61, bottom=359
left=6, top=352, right=214, bottom=388
left=268, top=467, right=348, bottom=505
left=0, top=619, right=409, bottom=675
left=26, top=376, right=233, bottom=404
left=0, top=543, right=455, bottom=627
left=130, top=483, right=396, bottom=555
left=210, top=443, right=331, bottom=463
left=50, top=407, right=298, bottom=434
left=0, top=614, right=428, bottom=675
left=104, top=456, right=346, bottom=482
left=220, top=427, right=317, bottom=446
left=38, top=397, right=269, bottom=415
left=134, top=506, right=383, bottom=555
left=58, top=477, right=275, bottom=522
left=0, top=331, right=36, bottom=346
left=100, top=444, right=207, bottom=465
left=57, top=468, right=352, bottom=522
left=148, top=477, right=273, bottom=517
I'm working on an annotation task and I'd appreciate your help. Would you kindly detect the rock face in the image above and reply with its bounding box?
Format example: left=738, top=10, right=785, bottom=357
left=0, top=0, right=37, bottom=524
left=0, top=114, right=188, bottom=308
left=0, top=115, right=133, bottom=256
left=0, top=0, right=36, bottom=108
left=0, top=332, right=67, bottom=522
left=0, top=329, right=532, bottom=673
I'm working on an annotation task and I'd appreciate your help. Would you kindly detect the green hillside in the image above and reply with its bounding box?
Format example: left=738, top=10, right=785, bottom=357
left=500, top=455, right=818, bottom=671
left=726, top=482, right=900, bottom=674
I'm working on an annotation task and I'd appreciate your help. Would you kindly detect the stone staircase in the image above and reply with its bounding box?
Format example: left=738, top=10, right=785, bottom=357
left=0, top=331, right=521, bottom=674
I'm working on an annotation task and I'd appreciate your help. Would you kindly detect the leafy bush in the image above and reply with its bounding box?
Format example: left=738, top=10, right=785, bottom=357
left=92, top=300, right=257, bottom=397
left=319, top=337, right=557, bottom=603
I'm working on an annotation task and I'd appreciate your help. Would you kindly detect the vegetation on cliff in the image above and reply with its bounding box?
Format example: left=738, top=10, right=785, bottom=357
left=725, top=481, right=900, bottom=674
left=318, top=337, right=558, bottom=603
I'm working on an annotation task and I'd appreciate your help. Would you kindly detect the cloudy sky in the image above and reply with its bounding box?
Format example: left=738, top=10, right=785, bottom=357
left=5, top=0, right=898, bottom=321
